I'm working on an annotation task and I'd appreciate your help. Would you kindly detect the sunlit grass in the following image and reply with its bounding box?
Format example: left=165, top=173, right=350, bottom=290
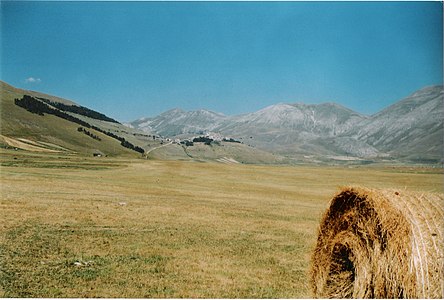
left=1, top=150, right=442, bottom=297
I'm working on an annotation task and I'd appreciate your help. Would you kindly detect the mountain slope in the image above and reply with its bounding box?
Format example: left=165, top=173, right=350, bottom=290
left=131, top=102, right=373, bottom=158
left=215, top=102, right=368, bottom=157
left=351, top=85, right=443, bottom=161
left=131, top=85, right=443, bottom=163
left=0, top=81, right=152, bottom=157
left=132, top=108, right=226, bottom=137
left=222, top=102, right=365, bottom=136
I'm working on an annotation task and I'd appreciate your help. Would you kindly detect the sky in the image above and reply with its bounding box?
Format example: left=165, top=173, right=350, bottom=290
left=1, top=1, right=443, bottom=122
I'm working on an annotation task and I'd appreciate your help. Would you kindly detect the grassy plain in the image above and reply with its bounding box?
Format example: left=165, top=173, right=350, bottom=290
left=0, top=149, right=442, bottom=298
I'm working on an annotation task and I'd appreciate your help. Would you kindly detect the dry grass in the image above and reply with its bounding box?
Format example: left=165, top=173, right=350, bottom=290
left=311, top=187, right=443, bottom=298
left=0, top=135, right=61, bottom=153
left=0, top=149, right=442, bottom=298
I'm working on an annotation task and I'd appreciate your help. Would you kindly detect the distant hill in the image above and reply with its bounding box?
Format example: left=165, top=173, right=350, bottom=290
left=131, top=85, right=443, bottom=164
left=0, top=81, right=157, bottom=157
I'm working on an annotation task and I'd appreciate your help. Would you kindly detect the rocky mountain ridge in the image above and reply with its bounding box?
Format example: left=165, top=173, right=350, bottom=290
left=349, top=85, right=443, bottom=162
left=130, top=108, right=225, bottom=137
left=131, top=85, right=443, bottom=163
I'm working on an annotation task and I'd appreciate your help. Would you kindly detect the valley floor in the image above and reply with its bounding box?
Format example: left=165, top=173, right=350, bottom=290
left=0, top=149, right=442, bottom=298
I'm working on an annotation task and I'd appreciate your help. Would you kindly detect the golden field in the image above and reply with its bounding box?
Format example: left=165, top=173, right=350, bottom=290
left=0, top=149, right=442, bottom=298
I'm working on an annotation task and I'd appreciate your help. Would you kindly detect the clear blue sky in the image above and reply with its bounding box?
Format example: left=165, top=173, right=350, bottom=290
left=1, top=1, right=443, bottom=122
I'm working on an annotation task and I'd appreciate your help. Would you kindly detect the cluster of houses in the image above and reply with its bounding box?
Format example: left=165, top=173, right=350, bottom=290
left=165, top=132, right=241, bottom=146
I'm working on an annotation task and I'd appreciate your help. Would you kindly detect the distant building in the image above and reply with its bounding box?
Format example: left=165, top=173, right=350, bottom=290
left=93, top=150, right=104, bottom=157
left=206, top=132, right=223, bottom=141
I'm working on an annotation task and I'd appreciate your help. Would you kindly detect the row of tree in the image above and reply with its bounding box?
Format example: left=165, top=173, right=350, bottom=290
left=180, top=140, right=194, bottom=147
left=101, top=128, right=144, bottom=154
left=15, top=95, right=144, bottom=154
left=223, top=137, right=241, bottom=143
left=192, top=136, right=214, bottom=145
left=36, top=97, right=120, bottom=123
left=78, top=127, right=101, bottom=141
left=191, top=136, right=241, bottom=145
left=15, top=95, right=92, bottom=127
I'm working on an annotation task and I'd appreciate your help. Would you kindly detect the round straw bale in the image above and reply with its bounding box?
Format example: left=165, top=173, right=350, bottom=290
left=310, top=186, right=443, bottom=298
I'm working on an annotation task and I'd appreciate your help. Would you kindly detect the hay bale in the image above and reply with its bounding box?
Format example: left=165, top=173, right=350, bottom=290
left=310, top=187, right=443, bottom=298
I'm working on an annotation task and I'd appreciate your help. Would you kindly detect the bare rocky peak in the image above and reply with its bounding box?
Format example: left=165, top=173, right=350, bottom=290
left=130, top=85, right=443, bottom=162
left=350, top=85, right=443, bottom=160
left=132, top=108, right=226, bottom=136
left=221, top=101, right=365, bottom=137
left=372, top=85, right=443, bottom=118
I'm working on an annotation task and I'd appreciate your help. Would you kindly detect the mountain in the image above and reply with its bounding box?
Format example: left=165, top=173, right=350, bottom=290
left=215, top=102, right=369, bottom=157
left=222, top=102, right=364, bottom=135
left=130, top=102, right=375, bottom=158
left=351, top=85, right=443, bottom=162
left=131, top=85, right=443, bottom=163
left=131, top=108, right=225, bottom=137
